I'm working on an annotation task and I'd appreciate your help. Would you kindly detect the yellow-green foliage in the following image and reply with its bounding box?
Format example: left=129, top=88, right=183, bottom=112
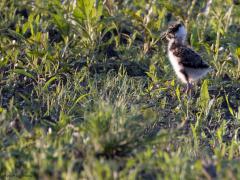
left=1, top=0, right=240, bottom=179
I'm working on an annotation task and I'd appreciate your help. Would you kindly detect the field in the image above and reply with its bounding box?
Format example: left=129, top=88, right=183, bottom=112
left=1, top=0, right=240, bottom=179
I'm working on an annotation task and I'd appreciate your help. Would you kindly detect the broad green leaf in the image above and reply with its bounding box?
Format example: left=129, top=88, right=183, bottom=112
left=235, top=47, right=240, bottom=58
left=73, top=0, right=102, bottom=22
left=13, top=69, right=36, bottom=81
left=7, top=29, right=26, bottom=40
left=236, top=106, right=240, bottom=121
left=199, top=80, right=210, bottom=108
left=0, top=57, right=8, bottom=67
left=52, top=13, right=70, bottom=35
left=225, top=95, right=234, bottom=116
left=22, top=22, right=30, bottom=34
left=58, top=111, right=70, bottom=128
left=43, top=76, right=58, bottom=91
left=68, top=93, right=90, bottom=113
left=175, top=86, right=181, bottom=102
left=5, top=158, right=15, bottom=173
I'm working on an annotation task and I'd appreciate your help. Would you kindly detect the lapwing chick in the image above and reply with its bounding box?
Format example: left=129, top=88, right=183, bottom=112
left=161, top=22, right=212, bottom=93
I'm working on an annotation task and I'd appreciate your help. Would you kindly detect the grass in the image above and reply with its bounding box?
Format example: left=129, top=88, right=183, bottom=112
left=1, top=0, right=240, bottom=179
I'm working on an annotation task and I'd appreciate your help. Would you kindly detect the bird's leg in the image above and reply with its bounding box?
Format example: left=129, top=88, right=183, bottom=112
left=186, top=82, right=193, bottom=95
left=182, top=84, right=188, bottom=93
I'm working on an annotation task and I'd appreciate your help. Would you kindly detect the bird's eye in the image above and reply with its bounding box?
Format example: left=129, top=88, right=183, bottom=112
left=169, top=28, right=174, bottom=33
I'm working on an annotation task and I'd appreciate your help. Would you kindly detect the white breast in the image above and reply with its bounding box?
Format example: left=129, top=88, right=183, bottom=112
left=168, top=50, right=188, bottom=84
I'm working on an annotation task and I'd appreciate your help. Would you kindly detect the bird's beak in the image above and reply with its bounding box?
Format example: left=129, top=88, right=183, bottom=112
left=160, top=31, right=169, bottom=41
left=161, top=33, right=166, bottom=40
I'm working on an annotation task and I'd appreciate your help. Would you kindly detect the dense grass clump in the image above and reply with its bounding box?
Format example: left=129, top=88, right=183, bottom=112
left=1, top=0, right=240, bottom=179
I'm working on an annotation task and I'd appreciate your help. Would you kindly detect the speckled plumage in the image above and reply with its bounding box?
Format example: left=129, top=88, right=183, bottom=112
left=169, top=41, right=209, bottom=69
left=164, top=22, right=211, bottom=84
left=163, top=22, right=211, bottom=92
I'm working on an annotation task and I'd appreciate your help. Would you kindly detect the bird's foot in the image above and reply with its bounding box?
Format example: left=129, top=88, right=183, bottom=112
left=182, top=83, right=193, bottom=95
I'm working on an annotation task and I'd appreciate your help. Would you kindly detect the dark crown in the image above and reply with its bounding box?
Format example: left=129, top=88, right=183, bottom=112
left=168, top=23, right=182, bottom=34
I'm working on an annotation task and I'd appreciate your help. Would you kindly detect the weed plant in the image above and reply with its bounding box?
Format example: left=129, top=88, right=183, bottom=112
left=1, top=0, right=240, bottom=179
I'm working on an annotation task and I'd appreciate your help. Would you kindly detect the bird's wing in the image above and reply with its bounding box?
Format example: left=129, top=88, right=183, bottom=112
left=172, top=46, right=209, bottom=69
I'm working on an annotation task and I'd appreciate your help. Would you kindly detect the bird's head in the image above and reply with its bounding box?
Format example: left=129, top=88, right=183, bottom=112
left=161, top=22, right=187, bottom=43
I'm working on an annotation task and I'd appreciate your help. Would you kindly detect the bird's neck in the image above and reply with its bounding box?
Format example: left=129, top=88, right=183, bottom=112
left=168, top=38, right=185, bottom=50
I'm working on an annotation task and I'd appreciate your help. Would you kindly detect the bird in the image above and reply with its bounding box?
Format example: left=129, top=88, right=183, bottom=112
left=161, top=22, right=212, bottom=93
